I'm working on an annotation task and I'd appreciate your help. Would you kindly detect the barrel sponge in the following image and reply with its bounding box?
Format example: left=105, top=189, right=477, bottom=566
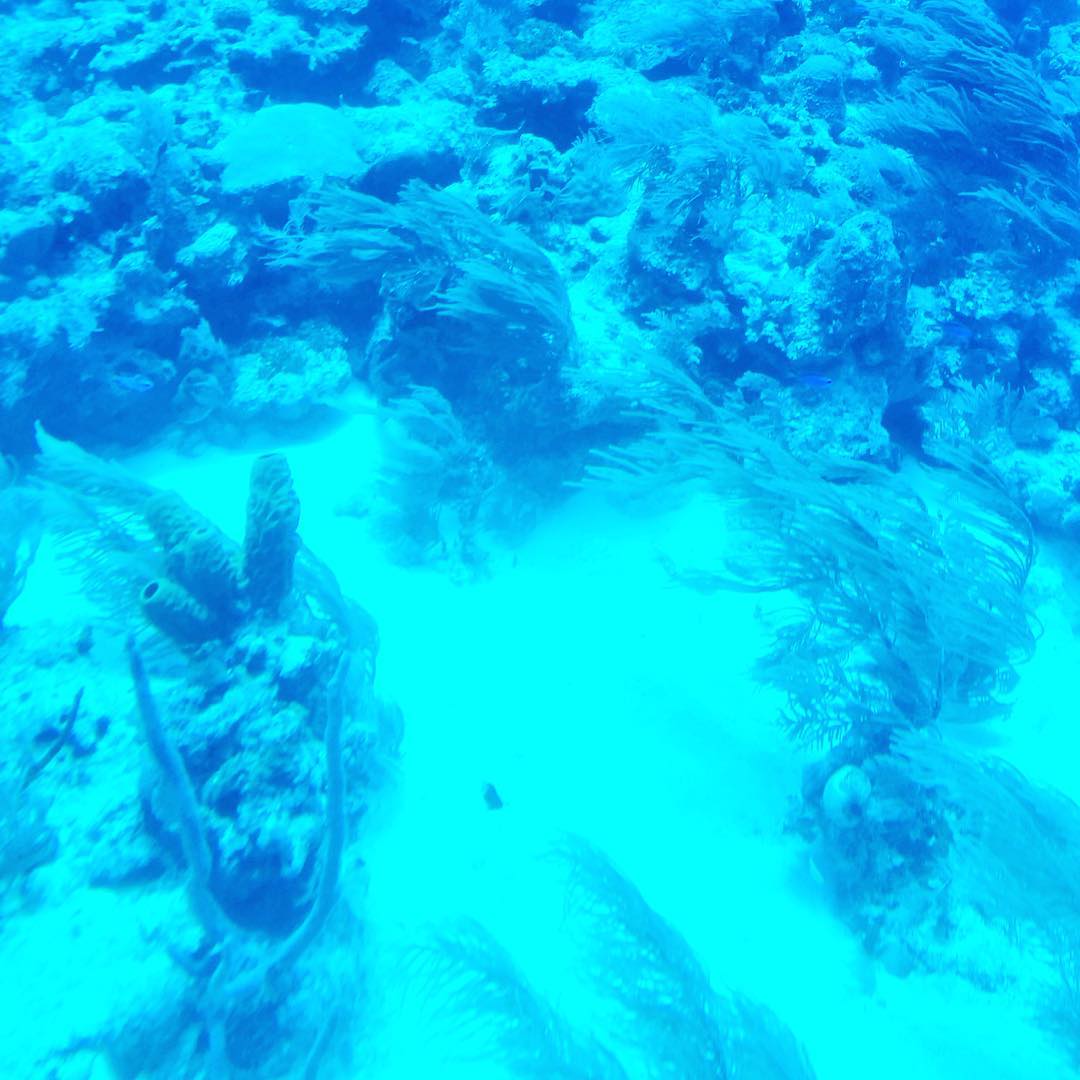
left=145, top=491, right=205, bottom=554
left=173, top=525, right=243, bottom=622
left=144, top=492, right=242, bottom=623
left=244, top=454, right=301, bottom=614
left=140, top=578, right=217, bottom=646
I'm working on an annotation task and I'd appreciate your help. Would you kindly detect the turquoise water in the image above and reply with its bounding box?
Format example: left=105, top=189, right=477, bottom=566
left=3, top=1, right=1080, bottom=1077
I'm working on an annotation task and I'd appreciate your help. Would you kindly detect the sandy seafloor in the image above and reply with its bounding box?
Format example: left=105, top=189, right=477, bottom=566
left=4, top=405, right=1079, bottom=1079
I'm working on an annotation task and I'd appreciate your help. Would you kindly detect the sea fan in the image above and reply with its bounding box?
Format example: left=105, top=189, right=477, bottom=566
left=556, top=837, right=815, bottom=1079
left=0, top=483, right=40, bottom=630
left=266, top=181, right=575, bottom=465
left=406, top=918, right=627, bottom=1079
left=32, top=423, right=162, bottom=633
left=266, top=180, right=573, bottom=369
left=587, top=362, right=1035, bottom=744
left=852, top=0, right=1080, bottom=257
left=558, top=838, right=729, bottom=1077
left=894, top=731, right=1080, bottom=929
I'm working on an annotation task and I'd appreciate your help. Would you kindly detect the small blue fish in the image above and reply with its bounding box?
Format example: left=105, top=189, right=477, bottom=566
left=797, top=372, right=833, bottom=389
left=111, top=371, right=155, bottom=393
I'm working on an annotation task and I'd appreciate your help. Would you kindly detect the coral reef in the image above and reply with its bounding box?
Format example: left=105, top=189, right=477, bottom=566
left=7, top=0, right=1080, bottom=1074
left=12, top=431, right=390, bottom=1076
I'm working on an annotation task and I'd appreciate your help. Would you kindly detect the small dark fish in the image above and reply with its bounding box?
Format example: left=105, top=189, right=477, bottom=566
left=482, top=782, right=503, bottom=810
left=111, top=372, right=155, bottom=393
left=796, top=372, right=833, bottom=389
